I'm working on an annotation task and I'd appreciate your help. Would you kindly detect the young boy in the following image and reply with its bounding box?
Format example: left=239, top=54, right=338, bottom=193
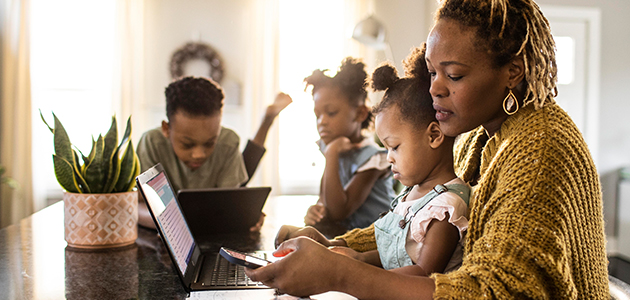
left=137, top=76, right=247, bottom=190
left=137, top=76, right=290, bottom=229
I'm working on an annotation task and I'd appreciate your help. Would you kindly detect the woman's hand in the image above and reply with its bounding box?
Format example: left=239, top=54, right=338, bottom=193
left=304, top=204, right=327, bottom=225
left=245, top=237, right=345, bottom=297
left=274, top=225, right=333, bottom=248
left=247, top=238, right=437, bottom=299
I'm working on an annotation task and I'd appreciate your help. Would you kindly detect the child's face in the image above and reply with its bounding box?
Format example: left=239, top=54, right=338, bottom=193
left=375, top=106, right=435, bottom=187
left=161, top=111, right=222, bottom=171
left=313, top=87, right=364, bottom=145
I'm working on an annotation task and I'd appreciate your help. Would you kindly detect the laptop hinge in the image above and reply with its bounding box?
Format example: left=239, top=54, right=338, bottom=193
left=193, top=254, right=204, bottom=284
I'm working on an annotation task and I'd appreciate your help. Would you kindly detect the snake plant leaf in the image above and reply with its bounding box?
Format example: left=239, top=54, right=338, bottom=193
left=73, top=149, right=91, bottom=193
left=102, top=117, right=118, bottom=192
left=104, top=147, right=121, bottom=193
left=39, top=110, right=54, bottom=134
left=53, top=154, right=81, bottom=193
left=74, top=145, right=88, bottom=166
left=105, top=115, right=133, bottom=192
left=52, top=114, right=75, bottom=164
left=115, top=140, right=136, bottom=192
left=73, top=149, right=81, bottom=172
left=84, top=135, right=106, bottom=192
left=119, top=116, right=132, bottom=149
left=81, top=138, right=97, bottom=177
left=123, top=151, right=141, bottom=192
left=44, top=112, right=139, bottom=194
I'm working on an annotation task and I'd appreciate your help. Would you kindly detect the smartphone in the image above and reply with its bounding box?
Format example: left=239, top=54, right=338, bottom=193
left=219, top=247, right=271, bottom=269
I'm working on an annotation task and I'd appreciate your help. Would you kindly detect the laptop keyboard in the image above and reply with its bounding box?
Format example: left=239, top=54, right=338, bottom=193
left=205, top=252, right=266, bottom=287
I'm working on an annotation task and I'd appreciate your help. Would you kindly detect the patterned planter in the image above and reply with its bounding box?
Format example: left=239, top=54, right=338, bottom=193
left=64, top=191, right=138, bottom=249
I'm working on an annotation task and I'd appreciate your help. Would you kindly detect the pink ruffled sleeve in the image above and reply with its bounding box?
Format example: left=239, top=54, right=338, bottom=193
left=409, top=193, right=469, bottom=243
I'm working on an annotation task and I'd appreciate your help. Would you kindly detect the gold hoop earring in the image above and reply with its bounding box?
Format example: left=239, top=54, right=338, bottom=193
left=503, top=89, right=519, bottom=115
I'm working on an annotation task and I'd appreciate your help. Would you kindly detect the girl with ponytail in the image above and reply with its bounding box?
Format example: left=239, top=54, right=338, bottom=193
left=303, top=58, right=396, bottom=231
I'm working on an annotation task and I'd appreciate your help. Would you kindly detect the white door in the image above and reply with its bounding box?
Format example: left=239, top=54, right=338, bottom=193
left=540, top=6, right=601, bottom=166
left=550, top=20, right=587, bottom=135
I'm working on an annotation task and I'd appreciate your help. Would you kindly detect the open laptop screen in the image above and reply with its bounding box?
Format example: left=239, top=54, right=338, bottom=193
left=142, top=171, right=195, bottom=274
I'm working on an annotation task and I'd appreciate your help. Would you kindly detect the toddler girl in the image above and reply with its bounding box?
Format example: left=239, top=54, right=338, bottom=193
left=303, top=58, right=396, bottom=231
left=336, top=45, right=471, bottom=275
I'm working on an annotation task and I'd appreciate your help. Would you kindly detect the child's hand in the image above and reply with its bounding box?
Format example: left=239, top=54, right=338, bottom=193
left=249, top=212, right=266, bottom=232
left=266, top=92, right=293, bottom=118
left=304, top=204, right=327, bottom=225
left=274, top=225, right=331, bottom=248
left=329, top=246, right=362, bottom=261
left=325, top=137, right=359, bottom=156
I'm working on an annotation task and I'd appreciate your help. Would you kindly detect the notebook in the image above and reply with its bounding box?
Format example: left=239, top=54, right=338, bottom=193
left=136, top=163, right=273, bottom=292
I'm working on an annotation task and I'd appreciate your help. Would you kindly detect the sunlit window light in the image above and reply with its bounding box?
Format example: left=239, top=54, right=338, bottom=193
left=277, top=0, right=348, bottom=194
left=30, top=0, right=117, bottom=208
left=555, top=36, right=575, bottom=85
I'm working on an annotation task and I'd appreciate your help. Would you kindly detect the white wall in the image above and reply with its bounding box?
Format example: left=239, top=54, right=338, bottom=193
left=141, top=0, right=256, bottom=147
left=372, top=0, right=432, bottom=75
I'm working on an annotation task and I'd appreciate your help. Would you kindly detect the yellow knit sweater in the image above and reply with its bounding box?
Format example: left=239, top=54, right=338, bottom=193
left=338, top=104, right=609, bottom=299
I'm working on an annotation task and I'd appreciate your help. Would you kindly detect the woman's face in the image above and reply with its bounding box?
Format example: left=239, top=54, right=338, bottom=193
left=426, top=18, right=512, bottom=137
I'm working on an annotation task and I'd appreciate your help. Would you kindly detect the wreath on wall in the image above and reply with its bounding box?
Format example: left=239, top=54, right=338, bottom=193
left=169, top=42, right=224, bottom=83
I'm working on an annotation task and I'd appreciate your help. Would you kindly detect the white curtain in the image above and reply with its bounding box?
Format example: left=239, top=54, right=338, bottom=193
left=244, top=0, right=280, bottom=190
left=0, top=0, right=33, bottom=227
left=113, top=0, right=145, bottom=144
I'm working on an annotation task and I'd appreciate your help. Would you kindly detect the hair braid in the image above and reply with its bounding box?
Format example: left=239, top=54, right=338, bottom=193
left=437, top=0, right=557, bottom=109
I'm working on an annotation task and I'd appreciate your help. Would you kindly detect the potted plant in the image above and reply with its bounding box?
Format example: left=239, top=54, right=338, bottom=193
left=41, top=112, right=140, bottom=249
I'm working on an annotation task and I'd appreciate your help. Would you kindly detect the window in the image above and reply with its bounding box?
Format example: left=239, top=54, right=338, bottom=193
left=555, top=36, right=575, bottom=85
left=277, top=0, right=350, bottom=194
left=30, top=0, right=117, bottom=207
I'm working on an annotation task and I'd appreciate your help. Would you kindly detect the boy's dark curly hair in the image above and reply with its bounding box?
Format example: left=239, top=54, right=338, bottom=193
left=165, top=76, right=224, bottom=121
left=304, top=57, right=372, bottom=129
left=371, top=43, right=435, bottom=128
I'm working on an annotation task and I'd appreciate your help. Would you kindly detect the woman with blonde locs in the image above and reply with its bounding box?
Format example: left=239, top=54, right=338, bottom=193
left=246, top=0, right=610, bottom=298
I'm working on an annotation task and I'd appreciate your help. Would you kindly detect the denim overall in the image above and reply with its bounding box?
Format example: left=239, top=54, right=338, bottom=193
left=374, top=183, right=470, bottom=270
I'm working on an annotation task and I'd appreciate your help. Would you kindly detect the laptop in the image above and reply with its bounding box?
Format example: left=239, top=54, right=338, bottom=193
left=136, top=163, right=273, bottom=292
left=177, top=186, right=270, bottom=241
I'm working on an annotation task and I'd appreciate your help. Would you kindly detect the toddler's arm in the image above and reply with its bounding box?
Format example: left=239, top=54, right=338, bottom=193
left=274, top=225, right=347, bottom=248
left=411, top=214, right=460, bottom=275
left=330, top=248, right=382, bottom=267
